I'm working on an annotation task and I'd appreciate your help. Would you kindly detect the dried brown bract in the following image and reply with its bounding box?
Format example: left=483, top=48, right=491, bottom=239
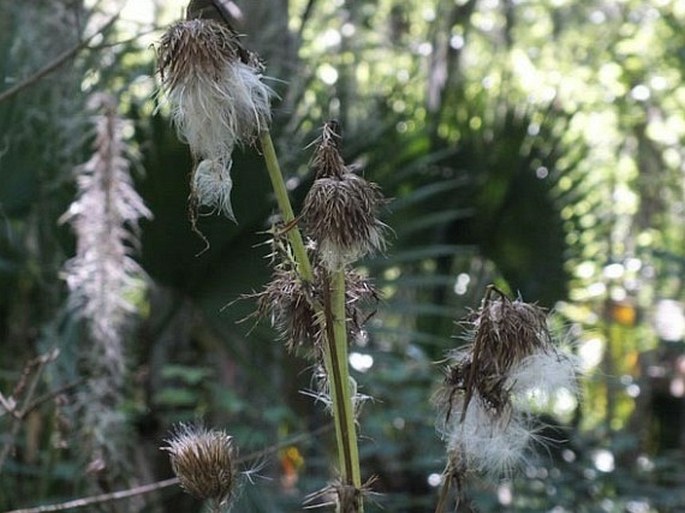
left=255, top=266, right=324, bottom=354
left=246, top=259, right=379, bottom=357
left=304, top=476, right=378, bottom=513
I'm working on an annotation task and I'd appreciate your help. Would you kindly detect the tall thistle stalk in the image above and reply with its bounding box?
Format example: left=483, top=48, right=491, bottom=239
left=156, top=5, right=387, bottom=511
left=258, top=132, right=313, bottom=282
left=260, top=128, right=362, bottom=492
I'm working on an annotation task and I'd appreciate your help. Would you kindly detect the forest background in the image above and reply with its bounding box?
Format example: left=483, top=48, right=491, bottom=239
left=1, top=0, right=685, bottom=512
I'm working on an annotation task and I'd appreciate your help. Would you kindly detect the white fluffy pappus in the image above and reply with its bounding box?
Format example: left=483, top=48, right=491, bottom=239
left=192, top=159, right=236, bottom=221
left=315, top=235, right=384, bottom=272
left=507, top=350, right=580, bottom=402
left=167, top=59, right=272, bottom=162
left=445, top=396, right=535, bottom=477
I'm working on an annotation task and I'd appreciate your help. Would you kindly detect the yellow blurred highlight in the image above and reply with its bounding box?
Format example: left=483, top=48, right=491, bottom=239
left=280, top=445, right=304, bottom=491
left=610, top=301, right=637, bottom=327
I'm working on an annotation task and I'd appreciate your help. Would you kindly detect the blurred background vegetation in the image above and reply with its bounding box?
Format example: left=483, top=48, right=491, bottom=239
left=1, top=0, right=684, bottom=512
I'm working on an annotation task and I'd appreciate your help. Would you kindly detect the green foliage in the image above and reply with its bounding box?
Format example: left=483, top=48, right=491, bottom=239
left=1, top=0, right=685, bottom=512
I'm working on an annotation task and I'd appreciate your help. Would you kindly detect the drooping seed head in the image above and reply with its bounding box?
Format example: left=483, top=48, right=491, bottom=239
left=435, top=287, right=579, bottom=481
left=156, top=17, right=271, bottom=226
left=157, top=18, right=271, bottom=157
left=162, top=424, right=237, bottom=505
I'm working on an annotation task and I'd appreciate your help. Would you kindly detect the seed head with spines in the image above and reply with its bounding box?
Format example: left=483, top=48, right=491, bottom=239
left=156, top=13, right=271, bottom=222
left=302, top=121, right=388, bottom=271
left=245, top=257, right=378, bottom=357
left=162, top=424, right=238, bottom=508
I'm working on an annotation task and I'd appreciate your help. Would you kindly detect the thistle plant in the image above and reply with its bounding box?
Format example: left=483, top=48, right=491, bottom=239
left=433, top=286, right=579, bottom=511
left=156, top=5, right=387, bottom=511
left=155, top=4, right=579, bottom=512
left=240, top=125, right=385, bottom=512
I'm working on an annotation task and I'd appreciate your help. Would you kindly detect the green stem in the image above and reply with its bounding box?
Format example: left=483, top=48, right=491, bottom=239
left=331, top=270, right=362, bottom=489
left=322, top=271, right=362, bottom=494
left=258, top=130, right=363, bottom=510
left=259, top=131, right=313, bottom=282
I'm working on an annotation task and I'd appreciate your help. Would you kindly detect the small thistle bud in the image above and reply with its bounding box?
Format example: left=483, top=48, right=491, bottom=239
left=156, top=17, right=272, bottom=221
left=162, top=424, right=238, bottom=507
left=302, top=121, right=388, bottom=271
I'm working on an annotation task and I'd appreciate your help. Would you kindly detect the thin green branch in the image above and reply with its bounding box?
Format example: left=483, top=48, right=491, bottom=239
left=258, top=131, right=313, bottom=282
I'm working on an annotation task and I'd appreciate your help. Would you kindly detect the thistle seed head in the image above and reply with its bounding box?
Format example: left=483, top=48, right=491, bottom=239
left=156, top=17, right=271, bottom=225
left=301, top=121, right=388, bottom=271
left=157, top=18, right=270, bottom=156
left=162, top=424, right=237, bottom=505
left=470, top=288, right=552, bottom=375
left=247, top=263, right=378, bottom=357
left=435, top=286, right=579, bottom=479
left=303, top=172, right=388, bottom=271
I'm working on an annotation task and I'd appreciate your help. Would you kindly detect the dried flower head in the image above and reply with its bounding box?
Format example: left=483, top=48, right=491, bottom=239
left=156, top=17, right=272, bottom=220
left=163, top=424, right=238, bottom=506
left=304, top=476, right=378, bottom=513
left=469, top=290, right=552, bottom=376
left=255, top=266, right=323, bottom=353
left=435, top=286, right=578, bottom=482
left=302, top=122, right=388, bottom=270
left=245, top=255, right=378, bottom=356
